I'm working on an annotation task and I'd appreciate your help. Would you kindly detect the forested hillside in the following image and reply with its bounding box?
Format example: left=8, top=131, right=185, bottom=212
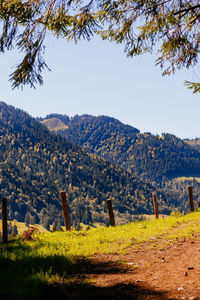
left=41, top=114, right=200, bottom=183
left=0, top=102, right=176, bottom=227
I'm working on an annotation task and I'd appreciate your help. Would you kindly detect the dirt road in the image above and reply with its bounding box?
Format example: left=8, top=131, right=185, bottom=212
left=46, top=235, right=200, bottom=300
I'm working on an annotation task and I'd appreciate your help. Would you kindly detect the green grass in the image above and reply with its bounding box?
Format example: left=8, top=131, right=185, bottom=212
left=1, top=211, right=200, bottom=299
left=0, top=220, right=49, bottom=235
left=174, top=176, right=200, bottom=182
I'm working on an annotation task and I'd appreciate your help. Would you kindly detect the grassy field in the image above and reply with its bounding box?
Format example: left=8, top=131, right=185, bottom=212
left=175, top=176, right=200, bottom=182
left=1, top=211, right=200, bottom=299
left=0, top=220, right=49, bottom=235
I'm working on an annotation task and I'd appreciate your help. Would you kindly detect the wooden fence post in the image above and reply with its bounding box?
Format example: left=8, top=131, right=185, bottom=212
left=198, top=191, right=200, bottom=208
left=60, top=191, right=71, bottom=231
left=153, top=193, right=159, bottom=219
left=188, top=186, right=194, bottom=212
left=2, top=197, right=8, bottom=243
left=107, top=199, right=115, bottom=226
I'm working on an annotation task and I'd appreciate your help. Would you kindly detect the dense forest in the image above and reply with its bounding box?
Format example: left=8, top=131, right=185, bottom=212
left=41, top=114, right=200, bottom=183
left=0, top=102, right=179, bottom=228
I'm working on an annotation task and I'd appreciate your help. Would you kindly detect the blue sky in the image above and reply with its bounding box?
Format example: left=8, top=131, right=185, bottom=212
left=0, top=36, right=199, bottom=139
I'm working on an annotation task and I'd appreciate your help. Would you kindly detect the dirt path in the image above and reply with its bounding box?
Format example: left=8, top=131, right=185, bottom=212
left=46, top=235, right=200, bottom=300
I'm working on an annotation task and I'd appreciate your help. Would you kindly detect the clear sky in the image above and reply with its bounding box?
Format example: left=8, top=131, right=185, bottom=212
left=0, top=35, right=200, bottom=139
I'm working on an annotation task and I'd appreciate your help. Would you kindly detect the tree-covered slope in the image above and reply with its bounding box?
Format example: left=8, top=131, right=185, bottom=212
left=41, top=114, right=200, bottom=183
left=0, top=102, right=175, bottom=226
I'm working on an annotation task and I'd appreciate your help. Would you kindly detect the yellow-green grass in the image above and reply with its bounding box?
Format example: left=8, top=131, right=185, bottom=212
left=174, top=176, right=200, bottom=182
left=31, top=211, right=200, bottom=257
left=41, top=118, right=68, bottom=131
left=141, top=214, right=169, bottom=220
left=1, top=211, right=200, bottom=299
left=0, top=220, right=49, bottom=235
left=0, top=219, right=27, bottom=234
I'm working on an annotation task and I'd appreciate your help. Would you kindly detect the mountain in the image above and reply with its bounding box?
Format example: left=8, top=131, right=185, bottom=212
left=0, top=102, right=175, bottom=227
left=40, top=114, right=200, bottom=183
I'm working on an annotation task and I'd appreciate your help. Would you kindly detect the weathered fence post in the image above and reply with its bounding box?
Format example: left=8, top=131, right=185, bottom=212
left=188, top=186, right=194, bottom=212
left=152, top=193, right=159, bottom=219
left=2, top=197, right=8, bottom=243
left=106, top=199, right=115, bottom=226
left=60, top=191, right=71, bottom=231
left=199, top=191, right=200, bottom=207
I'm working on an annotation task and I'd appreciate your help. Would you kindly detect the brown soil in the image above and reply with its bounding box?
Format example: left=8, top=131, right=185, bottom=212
left=45, top=235, right=200, bottom=300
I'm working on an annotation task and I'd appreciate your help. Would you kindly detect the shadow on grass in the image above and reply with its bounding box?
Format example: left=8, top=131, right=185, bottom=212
left=0, top=241, right=166, bottom=300
left=44, top=283, right=166, bottom=300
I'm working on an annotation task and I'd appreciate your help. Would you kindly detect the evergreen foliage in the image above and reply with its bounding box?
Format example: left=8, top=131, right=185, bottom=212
left=11, top=224, right=18, bottom=236
left=0, top=102, right=176, bottom=226
left=24, top=212, right=30, bottom=227
left=42, top=114, right=200, bottom=183
left=0, top=1, right=200, bottom=91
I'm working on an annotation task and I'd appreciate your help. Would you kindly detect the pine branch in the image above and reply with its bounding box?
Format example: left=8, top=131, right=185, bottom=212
left=174, top=4, right=200, bottom=16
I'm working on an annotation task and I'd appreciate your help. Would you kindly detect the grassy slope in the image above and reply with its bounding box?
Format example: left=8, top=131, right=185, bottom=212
left=0, top=220, right=49, bottom=234
left=175, top=176, right=200, bottom=182
left=1, top=211, right=200, bottom=299
left=41, top=118, right=68, bottom=131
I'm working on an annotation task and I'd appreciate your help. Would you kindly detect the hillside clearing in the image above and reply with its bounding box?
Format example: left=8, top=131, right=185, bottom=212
left=175, top=176, right=200, bottom=183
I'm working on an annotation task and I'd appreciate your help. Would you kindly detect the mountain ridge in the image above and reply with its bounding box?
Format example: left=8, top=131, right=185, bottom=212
left=0, top=102, right=176, bottom=226
left=40, top=114, right=200, bottom=183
